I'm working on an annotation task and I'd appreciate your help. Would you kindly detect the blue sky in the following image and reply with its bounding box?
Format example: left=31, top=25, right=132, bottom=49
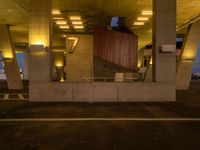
left=0, top=53, right=24, bottom=70
left=192, top=44, right=200, bottom=73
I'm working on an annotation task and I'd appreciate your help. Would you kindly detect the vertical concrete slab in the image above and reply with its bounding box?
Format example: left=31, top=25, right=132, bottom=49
left=153, top=0, right=176, bottom=83
left=176, top=21, right=200, bottom=89
left=0, top=25, right=23, bottom=90
left=66, top=35, right=93, bottom=82
left=28, top=0, right=52, bottom=101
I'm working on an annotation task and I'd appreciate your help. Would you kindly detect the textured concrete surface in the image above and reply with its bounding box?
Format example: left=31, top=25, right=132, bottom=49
left=0, top=81, right=200, bottom=150
left=66, top=35, right=93, bottom=82
left=30, top=81, right=176, bottom=102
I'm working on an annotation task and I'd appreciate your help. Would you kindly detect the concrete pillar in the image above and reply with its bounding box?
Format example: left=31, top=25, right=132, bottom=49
left=28, top=0, right=52, bottom=83
left=153, top=0, right=176, bottom=82
left=0, top=25, right=23, bottom=90
left=176, top=21, right=200, bottom=89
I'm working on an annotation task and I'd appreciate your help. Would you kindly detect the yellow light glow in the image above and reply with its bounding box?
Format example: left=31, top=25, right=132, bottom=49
left=182, top=51, right=196, bottom=61
left=56, top=20, right=67, bottom=25
left=55, top=62, right=63, bottom=67
left=137, top=17, right=149, bottom=21
left=59, top=25, right=70, bottom=29
left=60, top=77, right=65, bottom=82
left=72, top=21, right=83, bottom=25
left=53, top=17, right=64, bottom=20
left=30, top=51, right=47, bottom=56
left=150, top=57, right=153, bottom=65
left=68, top=37, right=78, bottom=40
left=137, top=62, right=142, bottom=68
left=134, top=22, right=145, bottom=26
left=52, top=10, right=61, bottom=15
left=62, top=34, right=67, bottom=38
left=142, top=11, right=153, bottom=15
left=2, top=51, right=13, bottom=59
left=69, top=16, right=81, bottom=20
left=74, top=25, right=84, bottom=29
left=31, top=40, right=45, bottom=47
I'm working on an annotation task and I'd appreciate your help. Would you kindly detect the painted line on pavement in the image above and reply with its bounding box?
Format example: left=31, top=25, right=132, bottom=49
left=0, top=118, right=200, bottom=122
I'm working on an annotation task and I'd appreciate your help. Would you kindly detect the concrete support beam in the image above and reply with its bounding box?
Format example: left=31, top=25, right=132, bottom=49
left=153, top=0, right=176, bottom=83
left=176, top=21, right=200, bottom=89
left=0, top=25, right=23, bottom=90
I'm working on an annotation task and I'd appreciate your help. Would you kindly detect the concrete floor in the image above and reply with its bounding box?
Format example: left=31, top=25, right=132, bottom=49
left=0, top=81, right=200, bottom=150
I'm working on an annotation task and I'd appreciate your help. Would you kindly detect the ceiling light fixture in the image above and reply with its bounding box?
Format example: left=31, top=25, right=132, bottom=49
left=69, top=16, right=81, bottom=20
left=71, top=21, right=83, bottom=25
left=141, top=11, right=153, bottom=15
left=59, top=25, right=70, bottom=29
left=52, top=10, right=61, bottom=15
left=137, top=17, right=149, bottom=21
left=74, top=25, right=84, bottom=29
left=56, top=20, right=67, bottom=25
left=133, top=22, right=145, bottom=26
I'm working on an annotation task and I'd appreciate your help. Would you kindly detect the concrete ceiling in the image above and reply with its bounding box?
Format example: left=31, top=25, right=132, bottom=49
left=0, top=0, right=200, bottom=50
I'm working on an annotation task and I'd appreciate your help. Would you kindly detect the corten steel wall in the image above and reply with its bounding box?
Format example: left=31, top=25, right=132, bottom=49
left=94, top=28, right=138, bottom=71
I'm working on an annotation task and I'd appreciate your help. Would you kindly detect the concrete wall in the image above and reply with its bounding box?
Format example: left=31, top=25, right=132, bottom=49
left=66, top=35, right=93, bottom=82
left=30, top=82, right=175, bottom=102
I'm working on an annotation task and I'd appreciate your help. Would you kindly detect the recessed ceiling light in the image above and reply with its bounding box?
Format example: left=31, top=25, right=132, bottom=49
left=141, top=11, right=153, bottom=15
left=59, top=25, right=70, bottom=29
left=133, top=22, right=145, bottom=26
left=69, top=16, right=81, bottom=20
left=137, top=17, right=149, bottom=21
left=52, top=10, right=61, bottom=15
left=74, top=25, right=84, bottom=29
left=53, top=17, right=64, bottom=20
left=71, top=21, right=83, bottom=25
left=56, top=20, right=67, bottom=25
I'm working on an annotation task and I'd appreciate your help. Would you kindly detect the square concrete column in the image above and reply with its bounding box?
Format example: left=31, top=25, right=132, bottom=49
left=153, top=0, right=176, bottom=82
left=28, top=0, right=52, bottom=83
left=0, top=25, right=23, bottom=90
left=28, top=0, right=52, bottom=101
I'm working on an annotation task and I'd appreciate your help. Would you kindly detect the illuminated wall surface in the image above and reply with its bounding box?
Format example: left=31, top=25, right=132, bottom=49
left=0, top=53, right=24, bottom=70
left=193, top=44, right=200, bottom=73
